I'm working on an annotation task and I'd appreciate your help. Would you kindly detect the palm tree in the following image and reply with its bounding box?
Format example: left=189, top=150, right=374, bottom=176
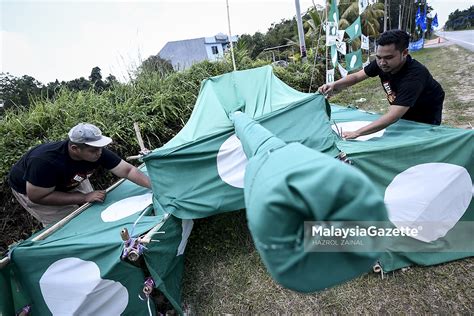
left=339, top=1, right=385, bottom=37
left=338, top=0, right=384, bottom=50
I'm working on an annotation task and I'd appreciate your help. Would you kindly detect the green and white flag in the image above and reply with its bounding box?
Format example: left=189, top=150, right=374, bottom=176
left=5, top=172, right=191, bottom=315
left=331, top=44, right=338, bottom=66
left=345, top=49, right=363, bottom=71
left=330, top=104, right=474, bottom=272
left=232, top=113, right=388, bottom=292
left=144, top=66, right=339, bottom=220
left=346, top=16, right=362, bottom=40
left=328, top=0, right=339, bottom=23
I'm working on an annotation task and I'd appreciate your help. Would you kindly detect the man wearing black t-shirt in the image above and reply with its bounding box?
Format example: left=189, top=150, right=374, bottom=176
left=318, top=29, right=445, bottom=140
left=9, top=123, right=151, bottom=226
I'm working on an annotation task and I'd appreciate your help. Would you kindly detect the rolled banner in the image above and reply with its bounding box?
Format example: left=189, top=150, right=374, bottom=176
left=232, top=113, right=388, bottom=292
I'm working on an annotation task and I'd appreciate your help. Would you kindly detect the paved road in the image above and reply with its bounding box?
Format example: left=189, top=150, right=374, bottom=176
left=437, top=30, right=474, bottom=52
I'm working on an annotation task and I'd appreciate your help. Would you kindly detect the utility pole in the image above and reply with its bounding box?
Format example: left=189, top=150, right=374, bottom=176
left=295, top=0, right=307, bottom=62
left=398, top=3, right=402, bottom=30
left=226, top=0, right=237, bottom=71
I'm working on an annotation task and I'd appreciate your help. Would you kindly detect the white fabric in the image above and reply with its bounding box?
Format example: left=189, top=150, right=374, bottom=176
left=358, top=0, right=369, bottom=14
left=177, top=219, right=194, bottom=256
left=338, top=64, right=348, bottom=78
left=326, top=68, right=335, bottom=84
left=385, top=163, right=472, bottom=242
left=336, top=41, right=346, bottom=55
left=331, top=121, right=386, bottom=140
left=326, top=22, right=338, bottom=46
left=361, top=34, right=370, bottom=50
left=216, top=134, right=248, bottom=188
left=40, top=258, right=128, bottom=315
left=101, top=193, right=153, bottom=222
left=337, top=30, right=345, bottom=42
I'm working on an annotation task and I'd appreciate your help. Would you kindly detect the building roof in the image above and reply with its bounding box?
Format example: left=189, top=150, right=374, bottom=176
left=158, top=37, right=208, bottom=70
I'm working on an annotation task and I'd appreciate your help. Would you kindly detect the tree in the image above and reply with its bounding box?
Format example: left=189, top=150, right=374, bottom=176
left=89, top=66, right=106, bottom=92
left=445, top=6, right=473, bottom=30
left=0, top=73, right=43, bottom=110
left=139, top=55, right=174, bottom=78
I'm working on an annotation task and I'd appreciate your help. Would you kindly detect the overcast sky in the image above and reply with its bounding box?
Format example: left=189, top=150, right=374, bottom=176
left=1, top=0, right=470, bottom=84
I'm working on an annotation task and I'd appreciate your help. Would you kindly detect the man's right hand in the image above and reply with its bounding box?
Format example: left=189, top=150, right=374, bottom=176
left=84, top=190, right=106, bottom=203
left=318, top=83, right=335, bottom=96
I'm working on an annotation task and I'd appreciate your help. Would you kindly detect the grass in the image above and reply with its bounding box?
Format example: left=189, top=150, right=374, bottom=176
left=183, top=212, right=473, bottom=313
left=181, top=45, right=474, bottom=313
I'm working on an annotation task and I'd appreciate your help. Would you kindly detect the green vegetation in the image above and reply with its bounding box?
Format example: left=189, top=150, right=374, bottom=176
left=445, top=6, right=474, bottom=31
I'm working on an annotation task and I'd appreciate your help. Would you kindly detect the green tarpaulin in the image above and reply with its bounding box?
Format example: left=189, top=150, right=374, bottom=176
left=1, top=66, right=473, bottom=314
left=2, top=170, right=190, bottom=315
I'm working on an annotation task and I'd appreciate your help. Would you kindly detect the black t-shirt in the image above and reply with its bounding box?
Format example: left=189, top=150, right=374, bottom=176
left=364, top=55, right=444, bottom=125
left=9, top=140, right=121, bottom=194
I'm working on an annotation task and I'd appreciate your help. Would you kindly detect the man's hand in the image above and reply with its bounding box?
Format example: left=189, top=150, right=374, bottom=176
left=342, top=131, right=360, bottom=140
left=318, top=83, right=335, bottom=96
left=84, top=190, right=106, bottom=203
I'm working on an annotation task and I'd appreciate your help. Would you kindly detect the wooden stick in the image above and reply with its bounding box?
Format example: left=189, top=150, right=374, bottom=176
left=133, top=122, right=147, bottom=152
left=139, top=213, right=171, bottom=244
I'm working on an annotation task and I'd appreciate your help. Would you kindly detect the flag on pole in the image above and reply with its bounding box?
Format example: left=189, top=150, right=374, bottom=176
left=432, top=13, right=439, bottom=28
left=420, top=6, right=427, bottom=31
left=328, top=0, right=339, bottom=23
left=345, top=50, right=363, bottom=71
left=346, top=17, right=362, bottom=40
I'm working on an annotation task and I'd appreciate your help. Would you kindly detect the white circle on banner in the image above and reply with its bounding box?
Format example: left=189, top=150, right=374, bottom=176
left=101, top=193, right=153, bottom=222
left=40, top=258, right=128, bottom=315
left=216, top=134, right=248, bottom=188
left=331, top=121, right=386, bottom=140
left=384, top=163, right=472, bottom=242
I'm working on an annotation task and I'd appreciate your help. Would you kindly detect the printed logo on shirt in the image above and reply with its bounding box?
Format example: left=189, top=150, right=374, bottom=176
left=66, top=171, right=94, bottom=189
left=73, top=175, right=85, bottom=182
left=382, top=81, right=396, bottom=103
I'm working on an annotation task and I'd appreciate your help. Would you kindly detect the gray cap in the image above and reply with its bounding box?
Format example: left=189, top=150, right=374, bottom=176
left=68, top=123, right=112, bottom=147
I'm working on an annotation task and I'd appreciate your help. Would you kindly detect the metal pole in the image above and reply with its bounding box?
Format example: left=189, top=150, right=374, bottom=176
left=226, top=0, right=237, bottom=71
left=295, top=0, right=307, bottom=62
left=384, top=0, right=388, bottom=32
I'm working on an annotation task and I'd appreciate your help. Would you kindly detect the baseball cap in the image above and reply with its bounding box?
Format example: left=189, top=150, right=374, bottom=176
left=68, top=123, right=112, bottom=147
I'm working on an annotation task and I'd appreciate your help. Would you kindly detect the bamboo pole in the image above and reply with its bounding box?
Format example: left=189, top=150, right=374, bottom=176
left=139, top=213, right=171, bottom=244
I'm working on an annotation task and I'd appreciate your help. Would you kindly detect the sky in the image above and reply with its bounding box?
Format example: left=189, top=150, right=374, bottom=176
left=1, top=0, right=471, bottom=84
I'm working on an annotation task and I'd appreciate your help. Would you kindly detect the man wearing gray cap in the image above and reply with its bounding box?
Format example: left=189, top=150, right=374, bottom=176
left=8, top=123, right=151, bottom=226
